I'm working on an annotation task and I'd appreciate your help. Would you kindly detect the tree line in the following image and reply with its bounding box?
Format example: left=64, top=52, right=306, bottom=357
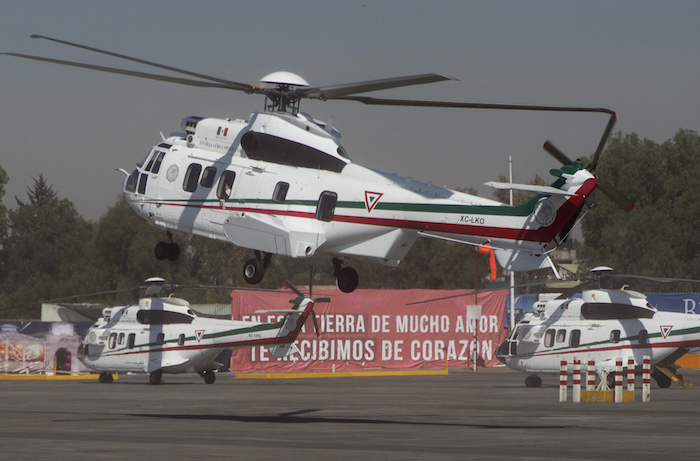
left=2, top=128, right=699, bottom=318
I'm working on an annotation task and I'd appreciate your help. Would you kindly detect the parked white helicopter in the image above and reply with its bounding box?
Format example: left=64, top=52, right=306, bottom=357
left=78, top=277, right=325, bottom=385
left=4, top=35, right=633, bottom=293
left=496, top=268, right=700, bottom=388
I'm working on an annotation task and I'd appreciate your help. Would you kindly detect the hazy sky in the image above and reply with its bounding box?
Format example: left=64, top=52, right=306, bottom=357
left=2, top=1, right=699, bottom=221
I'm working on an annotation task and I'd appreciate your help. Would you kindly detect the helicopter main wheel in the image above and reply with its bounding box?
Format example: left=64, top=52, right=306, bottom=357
left=337, top=267, right=359, bottom=293
left=243, top=258, right=265, bottom=285
left=149, top=369, right=163, bottom=385
left=98, top=372, right=114, bottom=384
left=525, top=375, right=542, bottom=388
left=202, top=370, right=216, bottom=384
left=653, top=371, right=672, bottom=388
left=154, top=241, right=180, bottom=261
left=154, top=242, right=169, bottom=260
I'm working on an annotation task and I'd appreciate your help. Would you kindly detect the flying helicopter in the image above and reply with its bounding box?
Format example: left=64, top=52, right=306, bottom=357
left=3, top=35, right=633, bottom=293
left=496, top=267, right=700, bottom=388
left=77, top=277, right=326, bottom=385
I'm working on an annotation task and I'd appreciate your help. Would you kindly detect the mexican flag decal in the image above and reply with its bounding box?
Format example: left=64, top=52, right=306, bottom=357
left=364, top=191, right=384, bottom=212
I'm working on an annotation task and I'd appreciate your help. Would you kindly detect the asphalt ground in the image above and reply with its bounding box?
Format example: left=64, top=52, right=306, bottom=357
left=2, top=367, right=699, bottom=461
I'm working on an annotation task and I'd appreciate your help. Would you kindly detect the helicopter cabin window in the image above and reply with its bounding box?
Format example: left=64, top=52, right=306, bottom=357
left=156, top=333, right=165, bottom=346
left=610, top=330, right=621, bottom=343
left=183, top=164, right=202, bottom=192
left=137, top=310, right=195, bottom=325
left=108, top=333, right=117, bottom=349
left=125, top=169, right=139, bottom=193
left=581, top=302, right=655, bottom=320
left=570, top=329, right=581, bottom=348
left=118, top=333, right=125, bottom=346
left=127, top=333, right=135, bottom=349
left=544, top=329, right=555, bottom=348
left=638, top=329, right=648, bottom=344
left=138, top=173, right=148, bottom=195
left=178, top=334, right=185, bottom=346
left=151, top=151, right=166, bottom=174
left=556, top=329, right=566, bottom=343
left=217, top=171, right=236, bottom=199
left=316, top=191, right=337, bottom=222
left=273, top=182, right=290, bottom=203
left=200, top=166, right=217, bottom=188
left=240, top=131, right=347, bottom=173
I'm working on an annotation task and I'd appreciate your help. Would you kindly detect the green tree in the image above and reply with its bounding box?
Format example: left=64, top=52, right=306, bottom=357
left=579, top=129, right=700, bottom=291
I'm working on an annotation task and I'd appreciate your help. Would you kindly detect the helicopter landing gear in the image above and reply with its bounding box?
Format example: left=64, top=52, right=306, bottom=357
left=243, top=251, right=271, bottom=285
left=98, top=372, right=114, bottom=384
left=333, top=258, right=359, bottom=293
left=652, top=370, right=673, bottom=388
left=201, top=369, right=216, bottom=384
left=149, top=369, right=163, bottom=385
left=154, top=231, right=180, bottom=262
left=525, top=375, right=542, bottom=388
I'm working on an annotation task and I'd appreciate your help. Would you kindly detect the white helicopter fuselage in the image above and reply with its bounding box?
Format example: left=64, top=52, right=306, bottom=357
left=123, top=111, right=596, bottom=272
left=497, top=289, right=700, bottom=386
left=79, top=294, right=313, bottom=381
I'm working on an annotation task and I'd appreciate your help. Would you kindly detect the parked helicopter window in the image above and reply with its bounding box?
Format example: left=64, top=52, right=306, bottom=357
left=138, top=173, right=148, bottom=195
left=136, top=310, right=195, bottom=325
left=108, top=333, right=117, bottom=349
left=125, top=169, right=138, bottom=193
left=118, top=333, right=125, bottom=345
left=580, top=303, right=655, bottom=320
left=158, top=142, right=172, bottom=149
left=217, top=171, right=236, bottom=199
left=200, top=166, right=217, bottom=188
left=156, top=333, right=165, bottom=345
left=316, top=191, right=337, bottom=222
left=570, top=329, right=581, bottom=348
left=241, top=131, right=347, bottom=173
left=610, top=330, right=621, bottom=343
left=638, top=329, right=648, bottom=344
left=178, top=334, right=185, bottom=346
left=151, top=151, right=166, bottom=174
left=127, top=333, right=135, bottom=349
left=183, top=163, right=202, bottom=192
left=273, top=182, right=290, bottom=203
left=145, top=153, right=156, bottom=172
left=544, top=329, right=555, bottom=348
left=556, top=329, right=566, bottom=343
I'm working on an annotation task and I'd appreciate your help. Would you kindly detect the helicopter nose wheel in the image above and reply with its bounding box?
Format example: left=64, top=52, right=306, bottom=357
left=525, top=375, right=542, bottom=388
left=98, top=372, right=114, bottom=384
left=333, top=258, right=359, bottom=293
left=154, top=231, right=180, bottom=262
left=243, top=251, right=271, bottom=285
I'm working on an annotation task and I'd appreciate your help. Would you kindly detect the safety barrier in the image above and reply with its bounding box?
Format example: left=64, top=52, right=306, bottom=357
left=559, top=356, right=651, bottom=403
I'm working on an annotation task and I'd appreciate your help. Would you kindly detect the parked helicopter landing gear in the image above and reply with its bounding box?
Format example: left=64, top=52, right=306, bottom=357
left=199, top=370, right=216, bottom=384
left=98, top=372, right=114, bottom=384
left=149, top=369, right=163, bottom=385
left=243, top=251, right=271, bottom=285
left=333, top=258, right=359, bottom=293
left=524, top=375, right=542, bottom=388
left=154, top=231, right=180, bottom=262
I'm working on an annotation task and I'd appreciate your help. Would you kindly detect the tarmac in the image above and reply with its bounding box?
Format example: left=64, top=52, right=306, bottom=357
left=2, top=367, right=699, bottom=461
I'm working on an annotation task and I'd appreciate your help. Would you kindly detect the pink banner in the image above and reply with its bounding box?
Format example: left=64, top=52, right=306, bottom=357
left=230, top=288, right=509, bottom=372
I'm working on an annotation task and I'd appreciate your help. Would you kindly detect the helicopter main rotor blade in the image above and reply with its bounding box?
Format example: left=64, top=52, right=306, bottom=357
left=301, top=74, right=454, bottom=100
left=30, top=35, right=254, bottom=91
left=336, top=95, right=615, bottom=115
left=1, top=53, right=237, bottom=89
left=285, top=280, right=305, bottom=298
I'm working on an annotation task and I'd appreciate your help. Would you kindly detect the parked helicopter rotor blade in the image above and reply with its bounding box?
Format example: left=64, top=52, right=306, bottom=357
left=543, top=141, right=574, bottom=166
left=29, top=34, right=254, bottom=91
left=301, top=74, right=454, bottom=100
left=311, top=310, right=320, bottom=337
left=1, top=53, right=237, bottom=89
left=597, top=180, right=635, bottom=212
